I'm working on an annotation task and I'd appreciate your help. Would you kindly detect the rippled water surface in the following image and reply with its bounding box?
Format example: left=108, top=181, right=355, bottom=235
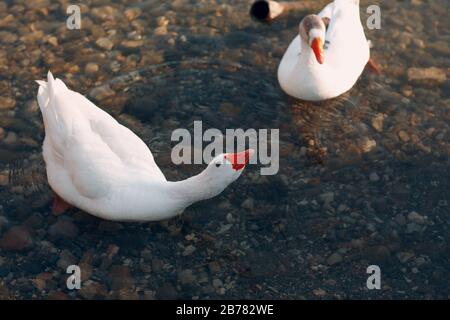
left=0, top=0, right=449, bottom=299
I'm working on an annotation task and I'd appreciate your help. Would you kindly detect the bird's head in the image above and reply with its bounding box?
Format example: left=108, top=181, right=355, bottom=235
left=299, top=14, right=326, bottom=64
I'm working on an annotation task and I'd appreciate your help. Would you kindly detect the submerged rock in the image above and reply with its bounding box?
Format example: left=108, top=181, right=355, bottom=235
left=48, top=217, right=79, bottom=240
left=78, top=280, right=108, bottom=299
left=89, top=84, right=115, bottom=101
left=95, top=37, right=114, bottom=51
left=407, top=211, right=425, bottom=224
left=407, top=67, right=446, bottom=84
left=0, top=226, right=33, bottom=251
left=326, top=252, right=343, bottom=266
left=155, top=282, right=178, bottom=299
left=0, top=96, right=16, bottom=110
left=109, top=265, right=135, bottom=290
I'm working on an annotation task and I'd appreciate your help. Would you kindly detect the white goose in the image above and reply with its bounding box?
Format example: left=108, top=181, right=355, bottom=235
left=36, top=72, right=253, bottom=222
left=278, top=0, right=374, bottom=101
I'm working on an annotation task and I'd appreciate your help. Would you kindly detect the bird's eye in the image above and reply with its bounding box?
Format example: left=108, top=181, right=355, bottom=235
left=215, top=162, right=221, bottom=168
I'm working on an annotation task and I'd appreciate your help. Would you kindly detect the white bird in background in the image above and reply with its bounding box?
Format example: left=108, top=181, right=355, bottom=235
left=277, top=0, right=379, bottom=101
left=36, top=72, right=253, bottom=222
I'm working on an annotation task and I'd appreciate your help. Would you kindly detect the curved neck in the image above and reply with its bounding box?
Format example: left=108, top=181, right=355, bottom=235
left=165, top=170, right=224, bottom=209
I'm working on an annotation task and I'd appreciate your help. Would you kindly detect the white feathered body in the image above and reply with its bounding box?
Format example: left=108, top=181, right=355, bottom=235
left=278, top=0, right=370, bottom=101
left=37, top=73, right=190, bottom=221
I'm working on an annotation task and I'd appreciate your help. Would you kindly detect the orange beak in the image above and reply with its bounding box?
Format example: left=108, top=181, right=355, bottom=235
left=310, top=38, right=324, bottom=64
left=224, top=149, right=254, bottom=171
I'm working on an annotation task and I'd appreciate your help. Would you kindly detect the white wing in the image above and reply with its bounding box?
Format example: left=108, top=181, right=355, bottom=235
left=324, top=0, right=368, bottom=66
left=318, top=2, right=334, bottom=20
left=37, top=72, right=166, bottom=199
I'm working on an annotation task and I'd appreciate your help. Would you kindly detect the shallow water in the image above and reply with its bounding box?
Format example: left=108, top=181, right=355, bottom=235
left=0, top=0, right=449, bottom=299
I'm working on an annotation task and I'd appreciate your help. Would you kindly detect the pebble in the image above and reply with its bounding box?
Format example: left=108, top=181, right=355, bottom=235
left=91, top=5, right=119, bottom=21
left=398, top=130, right=410, bottom=143
left=337, top=204, right=348, bottom=213
left=109, top=265, right=134, bottom=290
left=141, top=248, right=152, bottom=261
left=95, top=37, right=114, bottom=51
left=155, top=283, right=178, bottom=299
left=78, top=251, right=94, bottom=282
left=212, top=278, right=223, bottom=289
left=78, top=280, right=108, bottom=299
left=369, top=172, right=380, bottom=182
left=0, top=226, right=33, bottom=251
left=394, top=214, right=407, bottom=226
left=23, top=100, right=39, bottom=116
left=178, top=269, right=194, bottom=285
left=115, top=288, right=139, bottom=300
left=241, top=198, right=254, bottom=210
left=85, top=62, right=99, bottom=74
left=89, top=84, right=115, bottom=100
left=367, top=245, right=391, bottom=261
left=407, top=211, right=425, bottom=224
left=100, top=244, right=120, bottom=269
left=0, top=216, right=8, bottom=234
left=219, top=102, right=241, bottom=118
left=226, top=213, right=235, bottom=224
left=208, top=261, right=221, bottom=274
left=326, top=252, right=343, bottom=266
left=151, top=258, right=163, bottom=272
left=407, top=67, right=447, bottom=84
left=154, top=26, right=168, bottom=36
left=124, top=8, right=142, bottom=20
left=0, top=97, right=16, bottom=110
left=182, top=245, right=196, bottom=256
left=46, top=291, right=69, bottom=300
left=360, top=138, right=377, bottom=153
left=313, top=288, right=327, bottom=297
left=56, top=250, right=77, bottom=269
left=406, top=223, right=422, bottom=234
left=371, top=113, right=386, bottom=132
left=46, top=36, right=58, bottom=47
left=3, top=132, right=18, bottom=145
left=397, top=252, right=415, bottom=263
left=319, top=192, right=334, bottom=205
left=122, top=40, right=144, bottom=49
left=48, top=217, right=79, bottom=240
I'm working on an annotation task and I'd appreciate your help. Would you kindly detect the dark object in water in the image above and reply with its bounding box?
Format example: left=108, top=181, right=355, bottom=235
left=250, top=0, right=271, bottom=22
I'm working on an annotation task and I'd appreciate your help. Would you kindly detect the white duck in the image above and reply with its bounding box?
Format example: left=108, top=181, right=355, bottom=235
left=278, top=0, right=373, bottom=101
left=36, top=72, right=253, bottom=222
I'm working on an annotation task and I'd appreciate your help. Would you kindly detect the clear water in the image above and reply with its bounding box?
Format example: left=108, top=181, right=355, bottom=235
left=0, top=0, right=448, bottom=299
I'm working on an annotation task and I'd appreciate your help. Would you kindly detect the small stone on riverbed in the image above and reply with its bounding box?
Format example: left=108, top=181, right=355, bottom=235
left=369, top=172, right=380, bottom=182
left=155, top=283, right=178, bottom=299
left=0, top=97, right=16, bottom=110
left=0, top=226, right=33, bottom=251
left=95, top=37, right=114, bottom=51
left=48, top=217, right=79, bottom=240
left=89, top=85, right=115, bottom=101
left=327, top=252, right=343, bottom=266
left=85, top=63, right=99, bottom=74
left=407, top=67, right=446, bottom=84
left=407, top=211, right=425, bottom=224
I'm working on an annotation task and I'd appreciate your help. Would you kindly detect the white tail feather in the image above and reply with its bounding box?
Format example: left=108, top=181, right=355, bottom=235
left=35, top=80, right=47, bottom=87
left=47, top=71, right=55, bottom=99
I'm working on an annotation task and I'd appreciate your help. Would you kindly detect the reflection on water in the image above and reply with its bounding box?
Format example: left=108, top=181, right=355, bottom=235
left=0, top=0, right=449, bottom=299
